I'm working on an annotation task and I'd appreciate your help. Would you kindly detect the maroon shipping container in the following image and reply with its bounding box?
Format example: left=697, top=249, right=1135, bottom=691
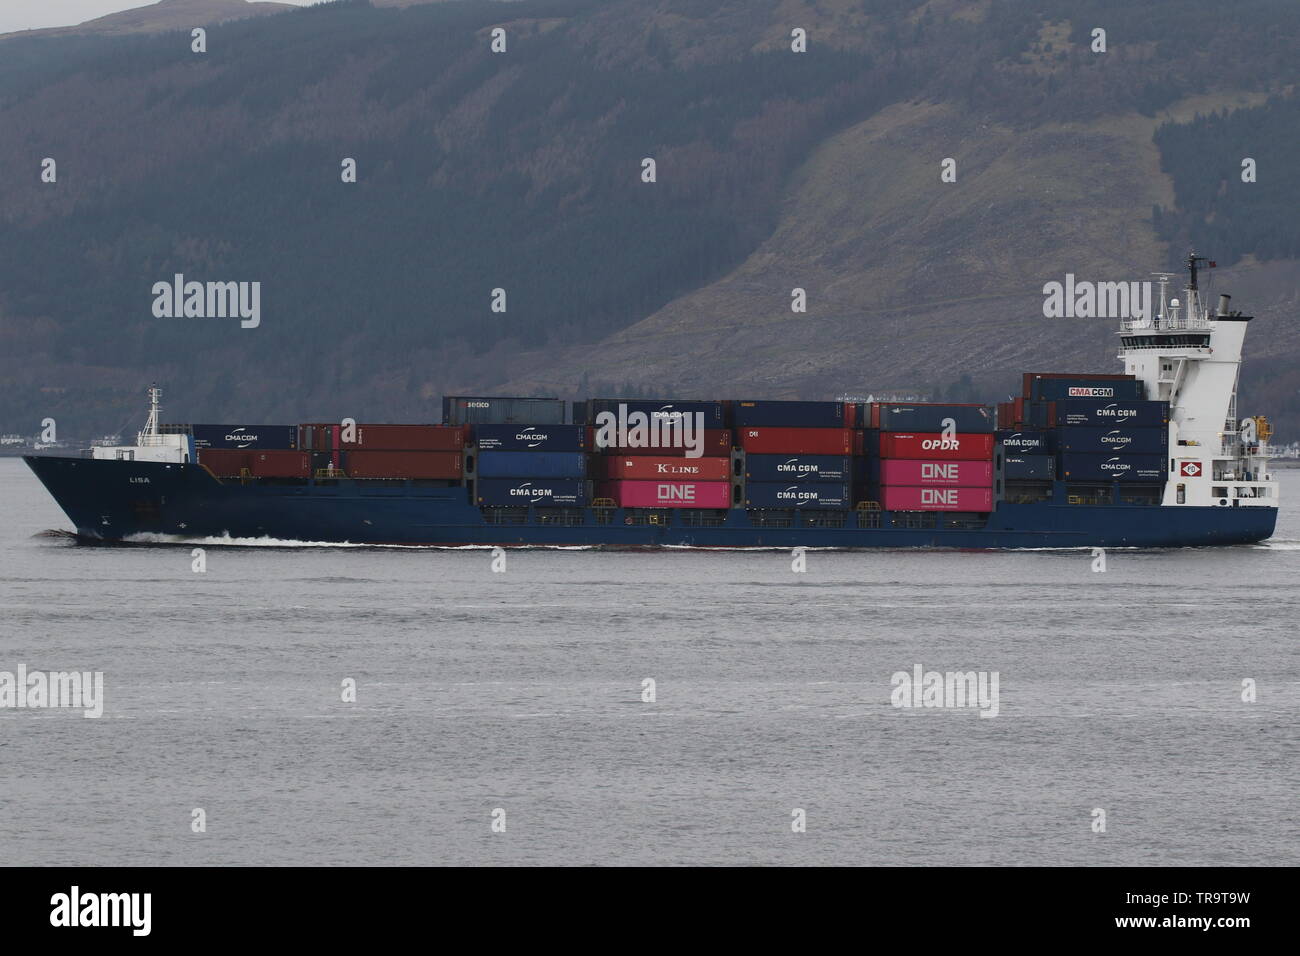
left=879, top=460, right=993, bottom=487
left=595, top=480, right=731, bottom=509
left=597, top=428, right=733, bottom=457
left=602, top=456, right=731, bottom=481
left=879, top=485, right=993, bottom=512
left=342, top=424, right=465, bottom=451
left=248, top=451, right=311, bottom=478
left=198, top=448, right=249, bottom=477
left=345, top=450, right=463, bottom=479
left=739, top=427, right=853, bottom=456
left=877, top=432, right=994, bottom=461
left=997, top=402, right=1015, bottom=429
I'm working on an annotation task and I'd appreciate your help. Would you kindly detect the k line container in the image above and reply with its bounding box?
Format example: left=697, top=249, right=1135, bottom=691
left=744, top=454, right=852, bottom=483
left=1051, top=400, right=1169, bottom=428
left=476, top=478, right=587, bottom=507
left=744, top=482, right=851, bottom=509
left=1059, top=453, right=1166, bottom=482
left=1054, top=426, right=1168, bottom=455
left=345, top=450, right=462, bottom=480
left=476, top=451, right=587, bottom=479
left=602, top=456, right=731, bottom=481
left=192, top=424, right=297, bottom=450
left=740, top=427, right=854, bottom=456
left=341, top=424, right=465, bottom=451
left=732, top=401, right=854, bottom=429
left=997, top=430, right=1051, bottom=455
left=875, top=432, right=995, bottom=461
left=878, top=485, right=994, bottom=512
left=1002, top=455, right=1056, bottom=480
left=877, top=459, right=993, bottom=487
left=597, top=429, right=733, bottom=456
left=584, top=399, right=725, bottom=428
left=247, top=451, right=311, bottom=478
left=443, top=396, right=566, bottom=425
left=596, top=480, right=731, bottom=509
left=472, top=423, right=586, bottom=452
left=868, top=403, right=994, bottom=433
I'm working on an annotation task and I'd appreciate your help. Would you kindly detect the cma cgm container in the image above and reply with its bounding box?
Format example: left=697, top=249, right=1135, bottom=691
left=192, top=424, right=297, bottom=450
left=1002, top=455, right=1056, bottom=480
left=879, top=485, right=994, bottom=512
left=247, top=450, right=310, bottom=478
left=876, top=432, right=995, bottom=461
left=341, top=424, right=465, bottom=451
left=745, top=454, right=852, bottom=483
left=1055, top=426, right=1168, bottom=455
left=868, top=403, right=994, bottom=433
left=443, top=396, right=566, bottom=426
left=997, top=430, right=1050, bottom=455
left=473, top=424, right=586, bottom=452
left=345, top=450, right=462, bottom=480
left=596, top=428, right=733, bottom=457
left=476, top=478, right=586, bottom=507
left=877, top=459, right=993, bottom=487
left=476, top=451, right=587, bottom=479
left=596, top=480, right=731, bottom=509
left=732, top=401, right=854, bottom=429
left=740, top=427, right=855, bottom=456
left=1023, top=373, right=1144, bottom=402
left=603, top=456, right=731, bottom=481
left=1051, top=400, right=1169, bottom=428
left=584, top=399, right=725, bottom=428
left=1059, top=454, right=1166, bottom=482
left=745, top=482, right=851, bottom=509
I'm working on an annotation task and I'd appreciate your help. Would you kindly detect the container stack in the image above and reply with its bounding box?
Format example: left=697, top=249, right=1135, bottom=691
left=864, top=403, right=995, bottom=512
left=192, top=423, right=305, bottom=477
left=737, top=401, right=857, bottom=510
left=297, top=423, right=466, bottom=480
left=472, top=423, right=590, bottom=507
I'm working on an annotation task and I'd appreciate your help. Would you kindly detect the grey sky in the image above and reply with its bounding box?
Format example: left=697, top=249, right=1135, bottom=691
left=0, top=1, right=316, bottom=35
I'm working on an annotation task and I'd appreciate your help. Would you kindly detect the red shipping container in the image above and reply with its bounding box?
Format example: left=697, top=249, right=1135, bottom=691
left=997, top=402, right=1014, bottom=429
left=879, top=460, right=993, bottom=487
left=867, top=402, right=988, bottom=429
left=249, top=451, right=311, bottom=478
left=343, top=424, right=465, bottom=451
left=739, top=427, right=853, bottom=455
left=596, top=480, right=731, bottom=508
left=598, top=428, right=732, bottom=457
left=880, top=485, right=993, bottom=512
left=345, top=450, right=463, bottom=479
left=603, top=456, right=731, bottom=481
left=877, top=432, right=994, bottom=460
left=198, top=448, right=249, bottom=476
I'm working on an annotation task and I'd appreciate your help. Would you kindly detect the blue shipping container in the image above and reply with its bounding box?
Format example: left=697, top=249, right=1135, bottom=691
left=873, top=404, right=994, bottom=433
left=585, top=399, right=725, bottom=428
left=191, top=424, right=297, bottom=450
left=1003, top=455, right=1056, bottom=480
left=745, top=454, right=852, bottom=483
left=476, top=451, right=587, bottom=478
left=997, top=430, right=1050, bottom=455
left=1054, top=426, right=1167, bottom=455
left=733, top=401, right=849, bottom=429
left=473, top=424, right=587, bottom=452
left=745, top=482, right=851, bottom=510
left=1027, top=377, right=1146, bottom=402
left=1052, top=400, right=1169, bottom=428
left=1059, top=453, right=1166, bottom=482
left=443, top=396, right=566, bottom=425
left=476, top=478, right=587, bottom=506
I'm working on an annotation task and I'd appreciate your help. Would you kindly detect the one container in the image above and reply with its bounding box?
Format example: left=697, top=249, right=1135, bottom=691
left=603, top=456, right=731, bottom=481
left=879, top=485, right=993, bottom=512
left=877, top=459, right=993, bottom=487
left=876, top=432, right=995, bottom=460
left=1059, top=454, right=1166, bottom=482
left=342, top=424, right=465, bottom=451
left=868, top=403, right=994, bottom=433
left=584, top=399, right=726, bottom=428
left=472, top=423, right=587, bottom=452
left=596, top=480, right=731, bottom=508
left=739, top=427, right=853, bottom=456
left=197, top=448, right=249, bottom=476
left=475, top=478, right=587, bottom=507
left=732, top=401, right=854, bottom=429
left=443, top=396, right=566, bottom=426
left=1002, top=455, right=1056, bottom=480
left=191, top=424, right=298, bottom=450
left=1054, top=426, right=1168, bottom=455
left=744, top=454, right=852, bottom=483
left=598, top=428, right=733, bottom=456
left=345, top=450, right=462, bottom=480
left=1051, top=400, right=1169, bottom=428
left=744, top=482, right=851, bottom=509
left=997, top=430, right=1051, bottom=455
left=247, top=450, right=311, bottom=478
left=1023, top=373, right=1144, bottom=402
left=476, top=451, right=587, bottom=479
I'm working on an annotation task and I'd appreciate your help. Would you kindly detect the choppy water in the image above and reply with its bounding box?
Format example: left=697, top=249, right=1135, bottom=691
left=1, top=457, right=1296, bottom=866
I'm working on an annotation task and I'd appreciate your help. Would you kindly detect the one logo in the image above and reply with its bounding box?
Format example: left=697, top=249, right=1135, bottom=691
left=1180, top=461, right=1202, bottom=477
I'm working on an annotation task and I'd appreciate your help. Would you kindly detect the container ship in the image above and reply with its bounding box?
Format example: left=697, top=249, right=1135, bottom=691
left=25, top=256, right=1280, bottom=548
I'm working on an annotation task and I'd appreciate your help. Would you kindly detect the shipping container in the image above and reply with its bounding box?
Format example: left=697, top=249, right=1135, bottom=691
left=247, top=450, right=311, bottom=478
left=341, top=424, right=465, bottom=451
left=1058, top=453, right=1166, bottom=482
left=876, top=432, right=995, bottom=460
left=1011, top=398, right=1054, bottom=428
left=472, top=423, right=586, bottom=452
left=476, top=451, right=587, bottom=479
left=443, top=396, right=566, bottom=426
left=1051, top=400, right=1169, bottom=428
left=603, top=456, right=731, bottom=481
left=584, top=399, right=725, bottom=428
left=997, top=429, right=1051, bottom=455
left=345, top=450, right=462, bottom=480
left=877, top=459, right=993, bottom=487
left=732, top=400, right=854, bottom=429
left=197, top=448, right=249, bottom=476
left=1054, top=426, right=1168, bottom=455
left=744, top=454, right=852, bottom=483
left=996, top=402, right=1015, bottom=429
left=1023, top=372, right=1143, bottom=402
left=599, top=429, right=733, bottom=456
left=745, top=482, right=851, bottom=509
left=596, top=480, right=731, bottom=509
left=868, top=403, right=994, bottom=433
left=878, top=485, right=993, bottom=512
left=475, top=478, right=587, bottom=507
left=192, top=424, right=297, bottom=450
left=1002, top=455, right=1056, bottom=480
left=740, top=427, right=853, bottom=456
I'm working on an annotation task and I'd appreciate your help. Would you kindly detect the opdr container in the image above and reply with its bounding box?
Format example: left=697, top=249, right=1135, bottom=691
left=740, top=427, right=853, bottom=455
left=732, top=401, right=854, bottom=429
left=345, top=450, right=463, bottom=479
left=876, top=432, right=994, bottom=460
left=879, top=485, right=993, bottom=512
left=596, top=480, right=730, bottom=508
left=744, top=454, right=851, bottom=483
left=877, top=459, right=992, bottom=487
left=472, top=423, right=586, bottom=452
left=1059, top=454, right=1166, bottom=482
left=868, top=403, right=994, bottom=433
left=1054, top=426, right=1168, bottom=455
left=602, top=456, right=731, bottom=481
left=744, top=482, right=851, bottom=509
left=476, top=451, right=587, bottom=479
left=476, top=478, right=587, bottom=506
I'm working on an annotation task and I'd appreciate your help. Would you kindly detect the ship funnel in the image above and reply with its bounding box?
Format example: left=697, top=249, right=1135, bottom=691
left=1217, top=293, right=1232, bottom=316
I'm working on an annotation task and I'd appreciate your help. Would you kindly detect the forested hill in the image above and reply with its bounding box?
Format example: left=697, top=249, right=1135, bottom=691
left=1, top=0, right=1298, bottom=437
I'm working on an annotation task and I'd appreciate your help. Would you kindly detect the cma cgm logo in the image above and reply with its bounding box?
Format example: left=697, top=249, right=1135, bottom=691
left=1180, top=461, right=1203, bottom=477
left=517, top=429, right=547, bottom=447
left=657, top=484, right=696, bottom=501
left=922, top=438, right=960, bottom=450
left=921, top=488, right=957, bottom=504
left=1067, top=387, right=1115, bottom=397
left=509, top=485, right=552, bottom=496
left=1099, top=430, right=1133, bottom=447
left=1099, top=458, right=1132, bottom=472
left=920, top=463, right=958, bottom=479
left=226, top=428, right=257, bottom=446
left=1095, top=405, right=1137, bottom=419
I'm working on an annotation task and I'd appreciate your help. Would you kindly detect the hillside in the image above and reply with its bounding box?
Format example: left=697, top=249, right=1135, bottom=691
left=0, top=0, right=295, bottom=39
left=0, top=0, right=1297, bottom=437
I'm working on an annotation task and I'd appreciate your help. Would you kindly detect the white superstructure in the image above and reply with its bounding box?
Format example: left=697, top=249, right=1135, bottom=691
left=90, top=384, right=193, bottom=464
left=1118, top=253, right=1277, bottom=510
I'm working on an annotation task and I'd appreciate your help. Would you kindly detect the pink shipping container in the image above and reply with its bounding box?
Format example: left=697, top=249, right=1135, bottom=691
left=596, top=480, right=732, bottom=508
left=879, top=485, right=993, bottom=512
left=879, top=460, right=993, bottom=487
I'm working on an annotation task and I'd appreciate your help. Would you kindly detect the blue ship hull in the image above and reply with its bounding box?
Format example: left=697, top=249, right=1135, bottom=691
left=24, top=455, right=1277, bottom=549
